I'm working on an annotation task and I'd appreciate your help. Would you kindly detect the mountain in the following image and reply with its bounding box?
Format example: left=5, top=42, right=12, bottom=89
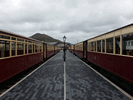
left=30, top=33, right=62, bottom=43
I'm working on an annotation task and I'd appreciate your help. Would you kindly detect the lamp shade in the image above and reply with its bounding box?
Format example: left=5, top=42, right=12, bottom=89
left=63, top=35, right=66, bottom=42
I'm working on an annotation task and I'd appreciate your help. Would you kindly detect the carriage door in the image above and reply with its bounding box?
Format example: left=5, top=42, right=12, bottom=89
left=43, top=43, right=47, bottom=60
left=83, top=41, right=87, bottom=60
left=54, top=45, right=55, bottom=54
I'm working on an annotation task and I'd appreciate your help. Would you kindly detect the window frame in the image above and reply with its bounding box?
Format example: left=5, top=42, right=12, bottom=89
left=97, top=40, right=101, bottom=52
left=0, top=33, right=43, bottom=59
left=106, top=37, right=114, bottom=54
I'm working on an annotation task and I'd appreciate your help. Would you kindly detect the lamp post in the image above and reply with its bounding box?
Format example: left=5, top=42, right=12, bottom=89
left=63, top=35, right=66, bottom=62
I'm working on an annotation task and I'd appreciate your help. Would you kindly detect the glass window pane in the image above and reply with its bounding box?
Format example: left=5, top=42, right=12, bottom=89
left=12, top=42, right=16, bottom=56
left=106, top=38, right=113, bottom=53
left=122, top=33, right=133, bottom=56
left=44, top=44, right=46, bottom=58
left=28, top=44, right=32, bottom=53
left=17, top=43, right=24, bottom=55
left=90, top=42, right=93, bottom=51
left=25, top=44, right=27, bottom=54
left=35, top=45, right=37, bottom=52
left=131, top=41, right=133, bottom=46
left=97, top=40, right=101, bottom=52
left=12, top=37, right=16, bottom=40
left=88, top=42, right=91, bottom=51
left=0, top=35, right=10, bottom=39
left=0, top=40, right=10, bottom=58
left=33, top=44, right=34, bottom=53
left=38, top=45, right=40, bottom=52
left=94, top=42, right=96, bottom=51
left=28, top=41, right=32, bottom=43
left=0, top=41, right=4, bottom=58
left=40, top=46, right=42, bottom=52
left=102, top=40, right=105, bottom=52
left=17, top=38, right=24, bottom=42
left=115, top=36, right=120, bottom=54
left=90, top=42, right=94, bottom=51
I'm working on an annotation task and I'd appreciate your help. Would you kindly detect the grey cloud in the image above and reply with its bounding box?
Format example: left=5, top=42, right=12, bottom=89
left=0, top=0, right=133, bottom=44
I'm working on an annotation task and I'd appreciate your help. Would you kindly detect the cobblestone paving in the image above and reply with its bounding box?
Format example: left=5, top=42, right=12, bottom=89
left=65, top=51, right=131, bottom=100
left=1, top=51, right=64, bottom=100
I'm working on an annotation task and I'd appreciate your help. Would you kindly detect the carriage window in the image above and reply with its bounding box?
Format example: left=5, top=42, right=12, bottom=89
left=40, top=46, right=42, bottom=52
left=12, top=37, right=16, bottom=40
left=0, top=40, right=10, bottom=58
left=131, top=41, right=133, bottom=46
left=78, top=45, right=80, bottom=50
left=106, top=38, right=113, bottom=53
left=90, top=42, right=95, bottom=51
left=17, top=38, right=24, bottom=42
left=25, top=44, right=27, bottom=54
left=122, top=33, right=133, bottom=56
left=102, top=40, right=105, bottom=52
left=44, top=44, right=46, bottom=58
left=76, top=45, right=78, bottom=50
left=80, top=44, right=82, bottom=50
left=94, top=42, right=96, bottom=51
left=12, top=42, right=16, bottom=56
left=35, top=45, right=38, bottom=52
left=77, top=45, right=79, bottom=50
left=0, top=35, right=10, bottom=39
left=33, top=44, right=34, bottom=53
left=28, top=44, right=32, bottom=53
left=115, top=36, right=120, bottom=54
left=88, top=42, right=91, bottom=51
left=28, top=41, right=32, bottom=43
left=97, top=40, right=101, bottom=52
left=38, top=45, right=40, bottom=52
left=17, top=43, right=24, bottom=55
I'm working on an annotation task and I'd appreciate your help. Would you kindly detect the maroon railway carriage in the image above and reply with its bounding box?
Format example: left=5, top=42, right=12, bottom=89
left=47, top=44, right=55, bottom=58
left=70, top=23, right=133, bottom=94
left=68, top=45, right=74, bottom=53
left=0, top=30, right=60, bottom=83
left=74, top=42, right=83, bottom=58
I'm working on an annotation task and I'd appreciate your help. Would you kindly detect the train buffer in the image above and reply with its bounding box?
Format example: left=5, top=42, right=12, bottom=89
left=0, top=50, right=132, bottom=100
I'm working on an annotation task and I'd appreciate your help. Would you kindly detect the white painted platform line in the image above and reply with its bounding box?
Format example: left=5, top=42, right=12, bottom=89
left=73, top=54, right=133, bottom=100
left=64, top=62, right=66, bottom=100
left=0, top=53, right=59, bottom=98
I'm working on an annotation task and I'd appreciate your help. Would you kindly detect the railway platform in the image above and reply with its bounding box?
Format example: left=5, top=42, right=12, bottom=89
left=0, top=50, right=132, bottom=100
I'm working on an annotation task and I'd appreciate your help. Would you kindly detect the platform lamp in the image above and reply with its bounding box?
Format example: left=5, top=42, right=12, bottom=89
left=63, top=35, right=66, bottom=62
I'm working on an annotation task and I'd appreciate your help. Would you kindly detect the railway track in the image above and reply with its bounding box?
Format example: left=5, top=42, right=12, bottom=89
left=0, top=62, right=42, bottom=95
left=80, top=57, right=133, bottom=97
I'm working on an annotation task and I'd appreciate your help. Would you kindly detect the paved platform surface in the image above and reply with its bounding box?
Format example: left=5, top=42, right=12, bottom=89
left=0, top=50, right=131, bottom=100
left=1, top=51, right=64, bottom=100
left=65, top=51, right=131, bottom=100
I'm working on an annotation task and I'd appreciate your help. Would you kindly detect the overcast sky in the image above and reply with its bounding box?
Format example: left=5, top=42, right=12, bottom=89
left=0, top=0, right=133, bottom=44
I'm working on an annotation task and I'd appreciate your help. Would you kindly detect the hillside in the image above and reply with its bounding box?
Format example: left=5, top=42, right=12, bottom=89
left=30, top=33, right=62, bottom=42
